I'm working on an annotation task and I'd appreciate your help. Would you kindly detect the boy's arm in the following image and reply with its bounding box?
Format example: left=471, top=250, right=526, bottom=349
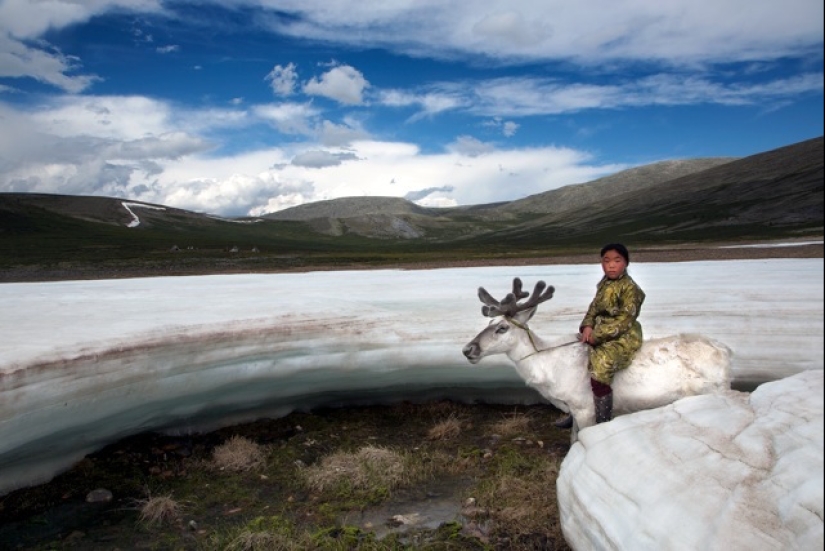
left=580, top=296, right=599, bottom=332
left=580, top=278, right=606, bottom=331
left=590, top=282, right=644, bottom=344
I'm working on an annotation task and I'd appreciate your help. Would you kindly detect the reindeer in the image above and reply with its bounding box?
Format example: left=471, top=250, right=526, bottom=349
left=462, top=278, right=733, bottom=441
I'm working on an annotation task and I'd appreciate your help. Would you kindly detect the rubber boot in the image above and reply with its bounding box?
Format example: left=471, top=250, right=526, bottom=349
left=553, top=414, right=574, bottom=429
left=594, top=391, right=613, bottom=424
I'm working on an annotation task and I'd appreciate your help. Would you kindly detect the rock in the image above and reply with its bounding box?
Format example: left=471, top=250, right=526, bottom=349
left=85, top=488, right=113, bottom=503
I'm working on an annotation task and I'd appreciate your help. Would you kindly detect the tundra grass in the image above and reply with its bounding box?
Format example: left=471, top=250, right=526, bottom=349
left=0, top=401, right=574, bottom=551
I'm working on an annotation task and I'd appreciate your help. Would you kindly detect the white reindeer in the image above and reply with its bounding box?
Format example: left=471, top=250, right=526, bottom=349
left=462, top=278, right=733, bottom=441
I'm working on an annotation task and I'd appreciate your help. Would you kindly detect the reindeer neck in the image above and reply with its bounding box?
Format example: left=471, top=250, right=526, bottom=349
left=507, top=320, right=549, bottom=362
left=508, top=322, right=580, bottom=363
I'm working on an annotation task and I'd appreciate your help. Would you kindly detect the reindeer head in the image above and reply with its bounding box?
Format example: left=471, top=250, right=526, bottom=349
left=462, top=277, right=555, bottom=364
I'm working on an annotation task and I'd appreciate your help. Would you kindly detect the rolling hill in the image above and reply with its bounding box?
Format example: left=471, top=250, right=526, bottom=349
left=0, top=136, right=822, bottom=279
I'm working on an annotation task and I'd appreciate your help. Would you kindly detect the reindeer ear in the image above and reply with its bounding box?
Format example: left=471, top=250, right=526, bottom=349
left=513, top=307, right=536, bottom=324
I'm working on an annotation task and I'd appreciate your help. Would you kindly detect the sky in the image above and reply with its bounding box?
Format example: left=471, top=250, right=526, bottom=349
left=0, top=1, right=822, bottom=217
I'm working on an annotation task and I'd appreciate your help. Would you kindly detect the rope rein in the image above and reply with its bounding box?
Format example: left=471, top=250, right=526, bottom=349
left=508, top=318, right=581, bottom=361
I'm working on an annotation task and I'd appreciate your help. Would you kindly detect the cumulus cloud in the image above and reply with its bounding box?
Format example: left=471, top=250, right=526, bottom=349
left=447, top=136, right=495, bottom=157
left=502, top=121, right=519, bottom=137
left=303, top=63, right=370, bottom=105
left=291, top=150, right=360, bottom=168
left=318, top=119, right=370, bottom=147
left=0, top=90, right=629, bottom=216
left=265, top=63, right=298, bottom=96
left=483, top=117, right=520, bottom=137
left=253, top=102, right=319, bottom=136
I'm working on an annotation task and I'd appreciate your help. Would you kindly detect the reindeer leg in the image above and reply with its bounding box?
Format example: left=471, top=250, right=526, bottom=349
left=554, top=414, right=574, bottom=429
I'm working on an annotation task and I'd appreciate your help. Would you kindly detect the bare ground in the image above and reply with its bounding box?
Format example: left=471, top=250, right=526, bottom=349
left=0, top=241, right=821, bottom=283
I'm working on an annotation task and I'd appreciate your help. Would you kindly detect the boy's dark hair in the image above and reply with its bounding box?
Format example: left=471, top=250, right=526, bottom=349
left=600, top=243, right=630, bottom=264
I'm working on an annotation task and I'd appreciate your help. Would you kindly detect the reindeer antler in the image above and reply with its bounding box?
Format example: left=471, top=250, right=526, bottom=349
left=477, top=277, right=555, bottom=318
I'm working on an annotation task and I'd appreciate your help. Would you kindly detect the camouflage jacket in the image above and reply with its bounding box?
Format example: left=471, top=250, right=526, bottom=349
left=580, top=272, right=645, bottom=345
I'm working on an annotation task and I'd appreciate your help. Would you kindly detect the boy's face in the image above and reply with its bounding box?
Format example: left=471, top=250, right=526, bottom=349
left=601, top=250, right=628, bottom=280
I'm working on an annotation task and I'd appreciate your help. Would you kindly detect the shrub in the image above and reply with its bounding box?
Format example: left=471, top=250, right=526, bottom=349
left=427, top=415, right=463, bottom=440
left=211, top=435, right=265, bottom=472
left=135, top=494, right=182, bottom=526
left=303, top=445, right=405, bottom=495
left=488, top=412, right=532, bottom=438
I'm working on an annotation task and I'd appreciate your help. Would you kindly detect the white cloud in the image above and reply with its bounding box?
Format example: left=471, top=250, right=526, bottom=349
left=252, top=102, right=320, bottom=136
left=1, top=1, right=821, bottom=97
left=303, top=64, right=370, bottom=105
left=447, top=135, right=495, bottom=157
left=0, top=0, right=166, bottom=92
left=265, top=62, right=298, bottom=96
left=502, top=121, right=519, bottom=137
left=378, top=88, right=465, bottom=119
left=259, top=0, right=823, bottom=64
left=0, top=0, right=154, bottom=39
left=483, top=117, right=519, bottom=137
left=471, top=10, right=550, bottom=48
left=318, top=119, right=370, bottom=147
left=0, top=33, right=100, bottom=93
left=291, top=150, right=360, bottom=168
left=0, top=92, right=632, bottom=216
left=469, top=74, right=825, bottom=116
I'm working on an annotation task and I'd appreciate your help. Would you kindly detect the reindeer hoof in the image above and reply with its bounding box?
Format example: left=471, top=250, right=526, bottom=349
left=553, top=415, right=574, bottom=429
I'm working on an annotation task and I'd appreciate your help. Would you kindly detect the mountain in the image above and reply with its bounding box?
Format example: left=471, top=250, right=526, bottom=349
left=478, top=136, right=823, bottom=246
left=0, top=136, right=822, bottom=277
left=261, top=138, right=821, bottom=243
left=263, top=158, right=739, bottom=235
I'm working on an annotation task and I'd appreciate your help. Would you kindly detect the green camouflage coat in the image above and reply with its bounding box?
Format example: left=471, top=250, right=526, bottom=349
left=580, top=272, right=646, bottom=384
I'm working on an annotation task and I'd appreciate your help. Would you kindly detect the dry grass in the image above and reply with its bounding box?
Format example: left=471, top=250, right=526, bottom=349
left=224, top=531, right=296, bottom=551
left=418, top=399, right=463, bottom=417
left=488, top=412, right=532, bottom=438
left=475, top=458, right=565, bottom=543
left=427, top=415, right=464, bottom=441
left=3, top=401, right=575, bottom=550
left=210, top=435, right=266, bottom=472
left=135, top=494, right=183, bottom=526
left=303, top=445, right=406, bottom=494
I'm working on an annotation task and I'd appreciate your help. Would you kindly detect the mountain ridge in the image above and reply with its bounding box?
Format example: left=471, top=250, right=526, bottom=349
left=0, top=136, right=821, bottom=278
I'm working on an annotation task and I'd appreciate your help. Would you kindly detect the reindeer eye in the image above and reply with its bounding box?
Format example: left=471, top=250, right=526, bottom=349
left=495, top=325, right=509, bottom=334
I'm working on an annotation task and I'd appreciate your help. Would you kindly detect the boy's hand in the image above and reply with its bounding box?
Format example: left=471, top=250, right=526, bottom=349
left=580, top=326, right=595, bottom=345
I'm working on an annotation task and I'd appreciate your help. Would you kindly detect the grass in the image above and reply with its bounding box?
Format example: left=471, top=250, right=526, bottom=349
left=426, top=415, right=464, bottom=441
left=210, top=436, right=266, bottom=472
left=135, top=493, right=184, bottom=526
left=0, top=400, right=574, bottom=550
left=2, top=188, right=821, bottom=281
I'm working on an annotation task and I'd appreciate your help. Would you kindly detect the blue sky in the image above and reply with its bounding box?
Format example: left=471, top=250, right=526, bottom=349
left=0, top=1, right=822, bottom=217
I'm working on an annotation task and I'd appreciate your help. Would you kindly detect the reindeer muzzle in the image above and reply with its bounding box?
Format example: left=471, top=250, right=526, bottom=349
left=463, top=341, right=482, bottom=364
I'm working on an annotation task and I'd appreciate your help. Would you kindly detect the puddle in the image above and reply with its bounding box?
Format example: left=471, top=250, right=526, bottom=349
left=339, top=478, right=475, bottom=539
